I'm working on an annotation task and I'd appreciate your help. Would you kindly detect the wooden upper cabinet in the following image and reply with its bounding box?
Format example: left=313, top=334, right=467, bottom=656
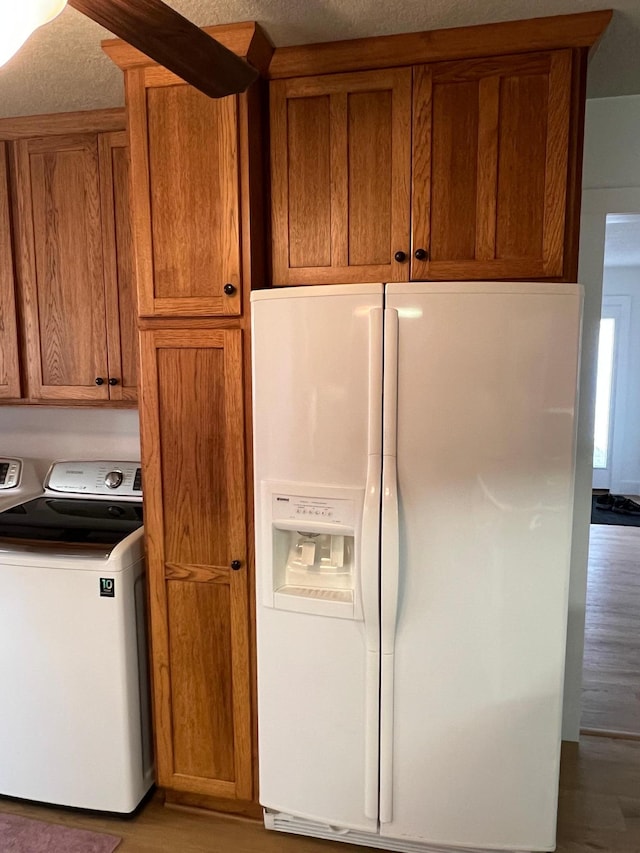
left=13, top=134, right=111, bottom=401
left=0, top=143, right=21, bottom=399
left=412, top=50, right=572, bottom=280
left=12, top=128, right=136, bottom=402
left=270, top=68, right=412, bottom=285
left=139, top=328, right=251, bottom=800
left=99, top=131, right=138, bottom=400
left=270, top=48, right=579, bottom=285
left=127, top=79, right=242, bottom=317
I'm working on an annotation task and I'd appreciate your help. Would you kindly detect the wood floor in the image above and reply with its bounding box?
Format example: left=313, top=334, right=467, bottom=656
left=0, top=735, right=637, bottom=852
left=581, top=523, right=640, bottom=736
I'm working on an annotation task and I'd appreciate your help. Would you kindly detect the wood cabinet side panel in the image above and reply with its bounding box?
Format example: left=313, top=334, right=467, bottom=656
left=0, top=143, right=21, bottom=399
left=542, top=50, right=572, bottom=276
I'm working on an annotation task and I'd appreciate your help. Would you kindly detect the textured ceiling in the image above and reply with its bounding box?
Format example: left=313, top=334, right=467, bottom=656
left=0, top=0, right=636, bottom=119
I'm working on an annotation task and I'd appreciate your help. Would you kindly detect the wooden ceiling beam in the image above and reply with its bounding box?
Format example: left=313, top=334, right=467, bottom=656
left=70, top=0, right=260, bottom=97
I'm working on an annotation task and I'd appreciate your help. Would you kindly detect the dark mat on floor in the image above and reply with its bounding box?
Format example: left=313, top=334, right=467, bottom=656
left=591, top=495, right=640, bottom=526
left=0, top=812, right=121, bottom=852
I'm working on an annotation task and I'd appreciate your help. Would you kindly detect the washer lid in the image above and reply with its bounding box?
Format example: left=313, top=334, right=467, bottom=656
left=0, top=497, right=143, bottom=554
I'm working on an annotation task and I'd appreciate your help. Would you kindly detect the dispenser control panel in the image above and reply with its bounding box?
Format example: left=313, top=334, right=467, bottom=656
left=272, top=494, right=355, bottom=527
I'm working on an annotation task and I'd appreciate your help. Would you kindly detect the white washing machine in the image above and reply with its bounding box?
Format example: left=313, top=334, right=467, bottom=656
left=0, top=460, right=154, bottom=813
left=0, top=457, right=44, bottom=508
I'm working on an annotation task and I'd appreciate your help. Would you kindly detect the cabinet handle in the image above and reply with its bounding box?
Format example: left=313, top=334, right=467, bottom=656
left=108, top=378, right=119, bottom=386
left=223, top=283, right=237, bottom=295
left=394, top=251, right=407, bottom=263
left=414, top=248, right=429, bottom=261
left=95, top=377, right=105, bottom=386
left=230, top=560, right=242, bottom=571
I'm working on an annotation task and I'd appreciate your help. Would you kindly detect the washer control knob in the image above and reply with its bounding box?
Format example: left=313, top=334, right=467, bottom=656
left=104, top=470, right=124, bottom=489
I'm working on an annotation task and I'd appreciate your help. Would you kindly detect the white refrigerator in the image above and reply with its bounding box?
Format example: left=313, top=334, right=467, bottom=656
left=251, top=282, right=582, bottom=853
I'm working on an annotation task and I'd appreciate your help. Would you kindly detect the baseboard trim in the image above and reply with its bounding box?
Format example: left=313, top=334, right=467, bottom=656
left=580, top=727, right=640, bottom=742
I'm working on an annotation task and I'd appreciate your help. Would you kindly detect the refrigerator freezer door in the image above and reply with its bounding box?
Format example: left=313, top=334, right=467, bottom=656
left=381, top=282, right=582, bottom=850
left=252, top=284, right=384, bottom=830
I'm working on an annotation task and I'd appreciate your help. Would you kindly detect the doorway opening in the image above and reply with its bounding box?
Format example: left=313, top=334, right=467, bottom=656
left=581, top=212, right=640, bottom=738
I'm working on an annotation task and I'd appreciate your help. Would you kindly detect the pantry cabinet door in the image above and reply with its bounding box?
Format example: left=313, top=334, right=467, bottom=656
left=271, top=68, right=412, bottom=285
left=412, top=50, right=572, bottom=281
left=13, top=134, right=110, bottom=400
left=139, top=328, right=252, bottom=800
left=98, top=131, right=138, bottom=401
left=128, top=79, right=242, bottom=317
left=0, top=143, right=21, bottom=399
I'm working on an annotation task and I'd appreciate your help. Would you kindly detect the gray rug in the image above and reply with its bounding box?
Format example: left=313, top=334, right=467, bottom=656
left=0, top=812, right=121, bottom=852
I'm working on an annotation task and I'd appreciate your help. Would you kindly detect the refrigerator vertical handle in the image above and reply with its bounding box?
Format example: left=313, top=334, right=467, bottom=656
left=383, top=308, right=398, bottom=456
left=380, top=456, right=399, bottom=824
left=380, top=306, right=400, bottom=823
left=361, top=306, right=383, bottom=820
left=368, top=307, right=383, bottom=456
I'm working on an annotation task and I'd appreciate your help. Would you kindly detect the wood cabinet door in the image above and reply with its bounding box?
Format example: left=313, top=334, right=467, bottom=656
left=271, top=68, right=412, bottom=285
left=412, top=50, right=572, bottom=280
left=139, top=328, right=251, bottom=800
left=128, top=77, right=242, bottom=317
left=13, top=134, right=110, bottom=400
left=99, top=131, right=138, bottom=401
left=0, top=143, right=21, bottom=399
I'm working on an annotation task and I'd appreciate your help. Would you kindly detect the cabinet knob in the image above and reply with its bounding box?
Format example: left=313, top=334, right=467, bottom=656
left=230, top=560, right=242, bottom=571
left=108, top=378, right=119, bottom=386
left=394, top=251, right=407, bottom=263
left=95, top=377, right=105, bottom=386
left=223, top=283, right=237, bottom=295
left=414, top=248, right=429, bottom=261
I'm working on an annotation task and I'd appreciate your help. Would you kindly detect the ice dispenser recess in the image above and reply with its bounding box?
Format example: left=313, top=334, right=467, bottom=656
left=267, top=489, right=359, bottom=619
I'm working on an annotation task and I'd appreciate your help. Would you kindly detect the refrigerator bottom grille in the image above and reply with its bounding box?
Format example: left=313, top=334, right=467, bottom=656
left=263, top=811, right=529, bottom=853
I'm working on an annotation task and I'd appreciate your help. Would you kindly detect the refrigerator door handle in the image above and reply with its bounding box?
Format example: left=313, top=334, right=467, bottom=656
left=368, top=307, right=384, bottom=457
left=362, top=455, right=381, bottom=821
left=383, top=308, right=398, bottom=457
left=380, top=306, right=400, bottom=824
left=361, top=305, right=383, bottom=821
left=380, top=455, right=399, bottom=824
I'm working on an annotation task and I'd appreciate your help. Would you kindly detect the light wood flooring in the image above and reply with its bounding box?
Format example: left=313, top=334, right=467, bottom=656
left=0, top=735, right=637, bottom=851
left=581, top=523, right=640, bottom=736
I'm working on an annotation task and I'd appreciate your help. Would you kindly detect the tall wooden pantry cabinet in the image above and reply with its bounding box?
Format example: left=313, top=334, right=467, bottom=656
left=103, top=22, right=272, bottom=813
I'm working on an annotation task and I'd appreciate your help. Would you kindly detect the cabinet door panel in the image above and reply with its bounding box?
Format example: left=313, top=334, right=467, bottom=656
left=13, top=135, right=109, bottom=400
left=167, top=580, right=235, bottom=781
left=99, top=131, right=138, bottom=401
left=0, top=143, right=21, bottom=399
left=140, top=328, right=251, bottom=799
left=271, top=68, right=412, bottom=285
left=286, top=95, right=332, bottom=269
left=129, top=80, right=241, bottom=317
left=412, top=51, right=571, bottom=281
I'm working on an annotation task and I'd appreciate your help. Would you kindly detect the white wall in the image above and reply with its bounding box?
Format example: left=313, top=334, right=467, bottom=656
left=602, top=263, right=640, bottom=494
left=562, top=94, right=640, bottom=740
left=0, top=406, right=140, bottom=479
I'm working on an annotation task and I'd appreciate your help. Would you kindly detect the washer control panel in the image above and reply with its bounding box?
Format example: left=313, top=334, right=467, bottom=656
left=0, top=458, right=21, bottom=490
left=46, top=461, right=142, bottom=497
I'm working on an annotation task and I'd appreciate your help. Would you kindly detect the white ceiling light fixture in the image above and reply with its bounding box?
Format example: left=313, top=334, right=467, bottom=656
left=0, top=0, right=67, bottom=68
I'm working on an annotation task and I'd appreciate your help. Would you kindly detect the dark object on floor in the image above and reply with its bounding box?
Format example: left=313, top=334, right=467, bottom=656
left=591, top=494, right=640, bottom=526
left=0, top=812, right=120, bottom=852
